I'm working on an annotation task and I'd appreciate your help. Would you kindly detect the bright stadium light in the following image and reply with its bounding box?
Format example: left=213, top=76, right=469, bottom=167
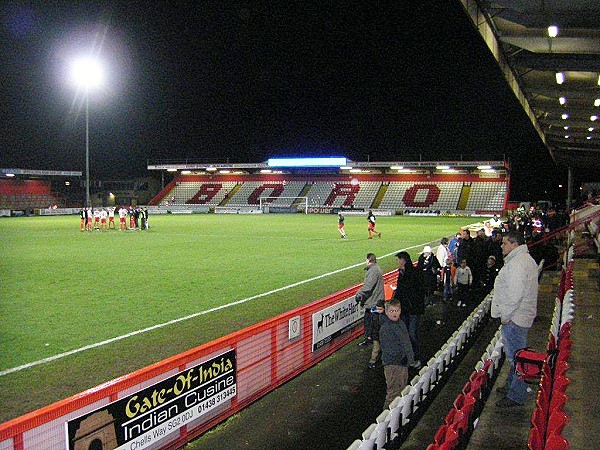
left=594, top=99, right=600, bottom=107
left=267, top=157, right=347, bottom=167
left=547, top=25, right=559, bottom=38
left=436, top=165, right=449, bottom=170
left=555, top=72, right=564, bottom=84
left=559, top=97, right=566, bottom=105
left=591, top=115, right=598, bottom=121
left=70, top=56, right=104, bottom=208
left=561, top=113, right=569, bottom=120
left=477, top=165, right=492, bottom=170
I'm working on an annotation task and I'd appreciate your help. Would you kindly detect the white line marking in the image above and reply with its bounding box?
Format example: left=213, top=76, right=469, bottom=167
left=0, top=240, right=439, bottom=377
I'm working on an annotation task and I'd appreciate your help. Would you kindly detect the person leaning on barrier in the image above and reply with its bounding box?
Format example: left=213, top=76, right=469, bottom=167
left=355, top=253, right=385, bottom=347
left=492, top=230, right=539, bottom=408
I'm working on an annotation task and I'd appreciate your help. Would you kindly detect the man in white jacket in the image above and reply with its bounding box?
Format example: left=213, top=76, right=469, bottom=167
left=492, top=231, right=539, bottom=407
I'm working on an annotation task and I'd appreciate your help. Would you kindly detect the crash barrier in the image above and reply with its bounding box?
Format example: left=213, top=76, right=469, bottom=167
left=0, top=271, right=397, bottom=450
left=527, top=258, right=575, bottom=450
left=425, top=325, right=504, bottom=450
left=346, top=295, right=493, bottom=450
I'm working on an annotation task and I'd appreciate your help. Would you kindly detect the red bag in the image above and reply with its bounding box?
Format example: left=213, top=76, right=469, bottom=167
left=515, top=348, right=554, bottom=383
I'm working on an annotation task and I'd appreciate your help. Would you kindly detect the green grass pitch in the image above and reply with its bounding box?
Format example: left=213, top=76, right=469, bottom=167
left=0, top=213, right=470, bottom=422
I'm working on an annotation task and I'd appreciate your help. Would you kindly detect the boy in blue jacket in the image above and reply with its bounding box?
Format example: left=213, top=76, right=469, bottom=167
left=379, top=299, right=414, bottom=408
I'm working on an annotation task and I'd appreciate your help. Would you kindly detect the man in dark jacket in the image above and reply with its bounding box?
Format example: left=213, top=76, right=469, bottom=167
left=392, top=251, right=424, bottom=369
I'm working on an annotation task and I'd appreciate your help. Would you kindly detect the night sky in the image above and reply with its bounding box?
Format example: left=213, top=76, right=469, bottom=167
left=0, top=1, right=564, bottom=200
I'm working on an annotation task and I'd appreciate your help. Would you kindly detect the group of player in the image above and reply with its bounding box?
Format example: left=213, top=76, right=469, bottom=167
left=337, top=210, right=382, bottom=239
left=79, top=206, right=149, bottom=232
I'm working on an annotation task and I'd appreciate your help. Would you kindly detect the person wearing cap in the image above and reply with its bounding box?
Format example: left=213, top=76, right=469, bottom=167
left=417, top=245, right=441, bottom=305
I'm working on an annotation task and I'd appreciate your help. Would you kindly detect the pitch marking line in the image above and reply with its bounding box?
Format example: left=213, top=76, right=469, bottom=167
left=0, top=240, right=439, bottom=377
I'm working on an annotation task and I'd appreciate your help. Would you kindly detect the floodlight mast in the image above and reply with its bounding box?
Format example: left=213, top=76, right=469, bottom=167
left=71, top=57, right=103, bottom=208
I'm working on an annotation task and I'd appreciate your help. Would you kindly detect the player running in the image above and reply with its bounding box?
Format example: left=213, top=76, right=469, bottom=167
left=338, top=212, right=347, bottom=238
left=367, top=210, right=381, bottom=239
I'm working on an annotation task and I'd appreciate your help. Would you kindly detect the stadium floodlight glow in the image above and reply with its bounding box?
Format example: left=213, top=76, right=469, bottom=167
left=598, top=74, right=600, bottom=85
left=71, top=57, right=104, bottom=89
left=167, top=168, right=177, bottom=172
left=260, top=169, right=272, bottom=173
left=589, top=127, right=595, bottom=132
left=547, top=25, right=559, bottom=38
left=349, top=169, right=363, bottom=173
left=206, top=167, right=217, bottom=172
left=340, top=166, right=352, bottom=170
left=442, top=168, right=457, bottom=173
left=563, top=126, right=569, bottom=130
left=436, top=165, right=449, bottom=170
left=587, top=136, right=593, bottom=140
left=477, top=165, right=492, bottom=170
left=564, top=135, right=570, bottom=139
left=390, top=165, right=403, bottom=170
left=555, top=72, right=564, bottom=84
left=6, top=173, right=15, bottom=177
left=561, top=113, right=569, bottom=120
left=397, top=168, right=412, bottom=173
left=219, top=170, right=230, bottom=174
left=594, top=99, right=600, bottom=107
left=267, top=157, right=347, bottom=168
left=70, top=56, right=104, bottom=208
left=181, top=170, right=191, bottom=175
left=559, top=97, right=566, bottom=105
left=591, top=115, right=598, bottom=121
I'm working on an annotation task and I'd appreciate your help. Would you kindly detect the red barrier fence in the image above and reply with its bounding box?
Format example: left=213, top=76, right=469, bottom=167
left=0, top=272, right=397, bottom=450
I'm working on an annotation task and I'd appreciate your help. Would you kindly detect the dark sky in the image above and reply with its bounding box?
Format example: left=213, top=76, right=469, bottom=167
left=0, top=1, right=564, bottom=199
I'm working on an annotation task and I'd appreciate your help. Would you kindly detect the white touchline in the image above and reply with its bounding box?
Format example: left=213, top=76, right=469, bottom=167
left=0, top=240, right=441, bottom=377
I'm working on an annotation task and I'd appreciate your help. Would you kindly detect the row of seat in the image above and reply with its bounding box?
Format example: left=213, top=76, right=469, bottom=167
left=346, top=296, right=493, bottom=450
left=159, top=179, right=508, bottom=211
left=528, top=258, right=575, bottom=450
left=426, top=326, right=505, bottom=450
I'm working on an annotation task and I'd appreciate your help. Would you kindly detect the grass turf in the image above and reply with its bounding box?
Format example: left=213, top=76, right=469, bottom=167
left=0, top=213, right=469, bottom=422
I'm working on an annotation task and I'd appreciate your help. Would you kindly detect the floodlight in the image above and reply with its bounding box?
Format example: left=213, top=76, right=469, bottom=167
left=267, top=157, right=347, bottom=167
left=563, top=126, right=569, bottom=130
left=340, top=166, right=353, bottom=170
left=477, top=165, right=491, bottom=170
left=547, top=26, right=558, bottom=38
left=559, top=97, right=566, bottom=105
left=564, top=135, right=570, bottom=139
left=561, top=113, right=569, bottom=120
left=6, top=173, right=15, bottom=177
left=555, top=72, right=564, bottom=84
left=587, top=136, right=593, bottom=140
left=390, top=165, right=403, bottom=170
left=594, top=99, right=600, bottom=107
left=260, top=169, right=272, bottom=173
left=181, top=170, right=191, bottom=174
left=589, top=127, right=595, bottom=132
left=71, top=57, right=104, bottom=89
left=167, top=168, right=177, bottom=172
left=206, top=167, right=217, bottom=172
left=436, top=165, right=449, bottom=170
left=591, top=115, right=598, bottom=121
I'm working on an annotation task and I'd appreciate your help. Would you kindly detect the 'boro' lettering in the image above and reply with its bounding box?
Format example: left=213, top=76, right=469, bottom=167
left=247, top=183, right=285, bottom=204
left=402, top=184, right=441, bottom=207
left=187, top=183, right=223, bottom=204
left=324, top=183, right=360, bottom=206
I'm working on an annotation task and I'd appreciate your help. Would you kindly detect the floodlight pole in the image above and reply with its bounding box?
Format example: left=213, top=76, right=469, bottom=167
left=85, top=89, right=91, bottom=208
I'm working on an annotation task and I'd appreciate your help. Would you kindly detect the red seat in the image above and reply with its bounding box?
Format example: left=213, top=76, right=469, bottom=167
left=531, top=406, right=547, bottom=434
left=440, top=426, right=459, bottom=450
left=545, top=434, right=570, bottom=450
left=444, top=408, right=458, bottom=426
left=450, top=409, right=468, bottom=435
left=554, top=360, right=570, bottom=378
left=552, top=375, right=571, bottom=394
left=462, top=381, right=472, bottom=396
left=547, top=409, right=570, bottom=437
left=426, top=444, right=439, bottom=450
left=434, top=424, right=448, bottom=445
left=528, top=424, right=544, bottom=450
left=550, top=392, right=568, bottom=413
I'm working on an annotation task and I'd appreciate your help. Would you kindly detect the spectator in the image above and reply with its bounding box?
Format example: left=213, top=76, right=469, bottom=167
left=441, top=257, right=455, bottom=303
left=456, top=228, right=473, bottom=269
left=471, top=228, right=488, bottom=286
left=492, top=231, right=539, bottom=408
left=417, top=245, right=441, bottom=305
left=355, top=253, right=385, bottom=347
left=480, top=255, right=500, bottom=297
left=453, top=258, right=472, bottom=307
left=436, top=237, right=450, bottom=268
left=367, top=300, right=386, bottom=369
left=379, top=299, right=414, bottom=408
left=392, top=251, right=424, bottom=369
left=449, top=232, right=461, bottom=262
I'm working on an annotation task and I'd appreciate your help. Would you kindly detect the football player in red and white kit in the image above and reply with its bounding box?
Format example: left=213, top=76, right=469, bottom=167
left=93, top=209, right=101, bottom=230
left=107, top=206, right=116, bottom=230
left=100, top=208, right=108, bottom=232
left=86, top=207, right=93, bottom=231
left=118, top=207, right=128, bottom=231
